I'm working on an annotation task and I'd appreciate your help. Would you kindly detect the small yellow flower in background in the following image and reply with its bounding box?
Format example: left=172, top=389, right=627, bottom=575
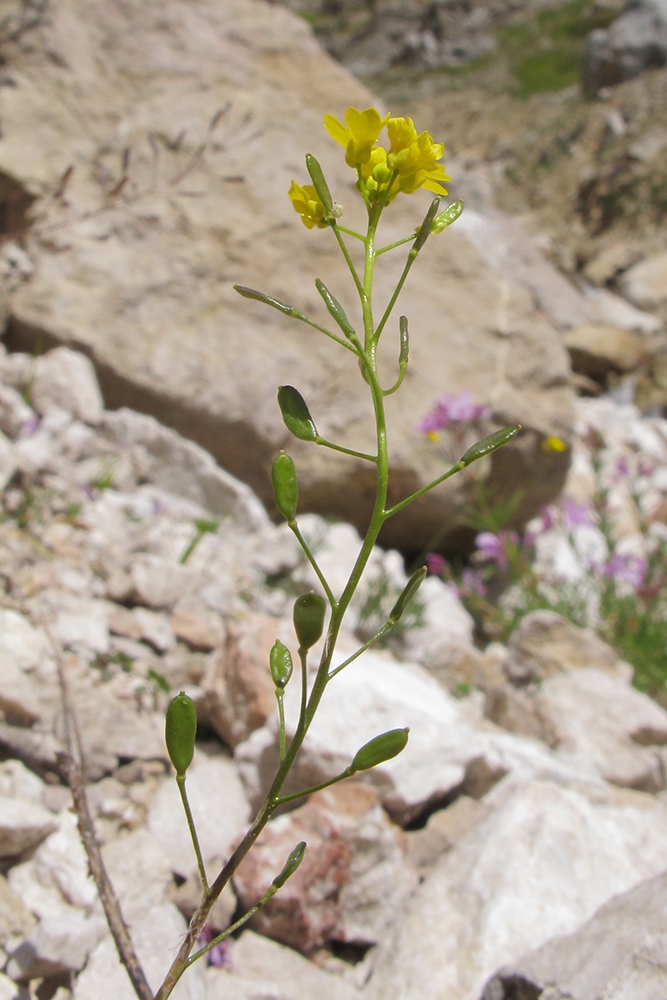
left=288, top=180, right=329, bottom=230
left=324, top=107, right=391, bottom=168
left=427, top=430, right=441, bottom=443
left=542, top=435, right=567, bottom=452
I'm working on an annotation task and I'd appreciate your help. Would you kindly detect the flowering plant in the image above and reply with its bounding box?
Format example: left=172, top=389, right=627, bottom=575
left=63, top=107, right=519, bottom=1000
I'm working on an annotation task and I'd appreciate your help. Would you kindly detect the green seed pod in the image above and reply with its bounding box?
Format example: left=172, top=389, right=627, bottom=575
left=398, top=316, right=409, bottom=370
left=351, top=728, right=409, bottom=772
left=272, top=841, right=307, bottom=888
left=390, top=566, right=427, bottom=623
left=270, top=640, right=294, bottom=689
left=234, top=285, right=295, bottom=316
left=165, top=692, right=197, bottom=776
left=431, top=199, right=464, bottom=234
left=272, top=451, right=298, bottom=521
left=306, top=154, right=333, bottom=215
left=460, top=425, right=521, bottom=467
left=293, top=592, right=326, bottom=650
left=277, top=386, right=318, bottom=442
left=315, top=279, right=356, bottom=340
left=412, top=197, right=441, bottom=252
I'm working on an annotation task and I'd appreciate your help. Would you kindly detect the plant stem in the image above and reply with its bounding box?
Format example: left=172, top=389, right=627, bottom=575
left=288, top=521, right=336, bottom=608
left=177, top=775, right=208, bottom=893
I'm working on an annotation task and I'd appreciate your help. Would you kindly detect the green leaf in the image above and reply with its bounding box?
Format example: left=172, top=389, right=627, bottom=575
left=460, top=425, right=521, bottom=467
left=277, top=385, right=318, bottom=442
left=351, top=728, right=409, bottom=772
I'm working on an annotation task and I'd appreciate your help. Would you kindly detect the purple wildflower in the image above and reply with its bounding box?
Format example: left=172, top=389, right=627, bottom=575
left=562, top=498, right=594, bottom=530
left=461, top=566, right=487, bottom=597
left=425, top=553, right=446, bottom=576
left=417, top=391, right=492, bottom=434
left=603, top=552, right=647, bottom=591
left=475, top=530, right=518, bottom=571
left=20, top=413, right=40, bottom=437
left=612, top=456, right=631, bottom=482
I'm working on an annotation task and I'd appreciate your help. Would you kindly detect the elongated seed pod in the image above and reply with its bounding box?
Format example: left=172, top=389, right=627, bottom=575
left=390, top=566, right=427, bottom=623
left=315, top=279, right=356, bottom=340
left=351, top=728, right=409, bottom=772
left=412, top=197, right=441, bottom=252
left=272, top=451, right=298, bottom=521
left=306, top=154, right=333, bottom=214
left=272, top=841, right=307, bottom=888
left=293, top=592, right=326, bottom=650
left=460, top=425, right=521, bottom=467
left=165, top=692, right=197, bottom=776
left=270, top=640, right=294, bottom=688
left=431, top=199, right=464, bottom=233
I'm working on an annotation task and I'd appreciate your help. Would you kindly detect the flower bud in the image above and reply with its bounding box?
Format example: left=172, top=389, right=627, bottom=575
left=293, top=592, right=326, bottom=650
left=277, top=385, right=318, bottom=442
left=165, top=692, right=197, bottom=776
left=460, top=425, right=521, bottom=467
left=272, top=451, right=298, bottom=521
left=270, top=640, right=293, bottom=689
left=272, top=841, right=306, bottom=888
left=351, top=728, right=409, bottom=772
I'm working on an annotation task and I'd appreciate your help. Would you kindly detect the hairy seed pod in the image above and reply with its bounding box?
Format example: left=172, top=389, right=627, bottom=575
left=293, top=592, right=326, bottom=650
left=272, top=451, right=298, bottom=521
left=351, top=728, right=409, bottom=772
left=270, top=640, right=294, bottom=689
left=165, top=692, right=197, bottom=776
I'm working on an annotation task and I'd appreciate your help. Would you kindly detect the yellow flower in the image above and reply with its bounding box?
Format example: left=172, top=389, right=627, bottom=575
left=426, top=430, right=441, bottom=443
left=324, top=107, right=391, bottom=168
left=387, top=117, right=449, bottom=195
left=542, top=435, right=567, bottom=452
left=287, top=180, right=329, bottom=230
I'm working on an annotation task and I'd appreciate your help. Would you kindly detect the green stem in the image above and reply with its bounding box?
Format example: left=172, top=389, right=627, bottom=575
left=336, top=224, right=365, bottom=241
left=328, top=619, right=395, bottom=679
left=383, top=364, right=407, bottom=397
left=376, top=233, right=418, bottom=255
left=331, top=222, right=364, bottom=297
left=373, top=244, right=420, bottom=343
left=185, top=884, right=278, bottom=968
left=276, top=689, right=286, bottom=762
left=176, top=775, right=208, bottom=893
left=288, top=521, right=336, bottom=608
left=316, top=436, right=376, bottom=463
left=275, top=766, right=355, bottom=806
left=384, top=460, right=465, bottom=518
left=293, top=311, right=358, bottom=353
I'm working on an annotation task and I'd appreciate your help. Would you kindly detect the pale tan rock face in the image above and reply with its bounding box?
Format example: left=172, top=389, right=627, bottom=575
left=0, top=0, right=574, bottom=550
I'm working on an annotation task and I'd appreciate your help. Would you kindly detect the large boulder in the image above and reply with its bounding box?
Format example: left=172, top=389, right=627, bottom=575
left=0, top=0, right=574, bottom=551
left=582, top=0, right=667, bottom=96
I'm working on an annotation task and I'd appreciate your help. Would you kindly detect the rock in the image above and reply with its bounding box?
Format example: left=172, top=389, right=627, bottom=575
left=0, top=873, right=36, bottom=946
left=0, top=431, right=16, bottom=490
left=170, top=596, right=224, bottom=652
left=484, top=685, right=559, bottom=747
left=484, top=869, right=667, bottom=1000
left=206, top=930, right=362, bottom=1000
left=0, top=760, right=47, bottom=805
left=130, top=553, right=201, bottom=612
left=0, top=382, right=33, bottom=438
left=0, top=653, right=43, bottom=727
left=505, top=610, right=632, bottom=685
left=535, top=667, right=667, bottom=792
left=234, top=782, right=417, bottom=953
left=0, top=796, right=57, bottom=857
left=582, top=0, right=667, bottom=95
left=404, top=796, right=486, bottom=873
left=564, top=324, right=648, bottom=378
left=200, top=613, right=279, bottom=749
left=0, top=610, right=49, bottom=671
left=584, top=287, right=662, bottom=333
left=101, top=828, right=174, bottom=916
left=619, top=251, right=667, bottom=309
left=366, top=779, right=667, bottom=1000
left=30, top=348, right=104, bottom=425
left=582, top=242, right=643, bottom=286
left=8, top=810, right=98, bottom=919
left=147, top=754, right=250, bottom=879
left=6, top=910, right=107, bottom=980
left=0, top=973, right=21, bottom=1000
left=398, top=576, right=474, bottom=666
left=73, top=904, right=205, bottom=1000
left=2, top=0, right=574, bottom=551
left=428, top=641, right=506, bottom=695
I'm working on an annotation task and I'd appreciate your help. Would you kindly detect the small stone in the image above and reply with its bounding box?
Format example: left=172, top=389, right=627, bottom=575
left=565, top=324, right=647, bottom=377
left=130, top=553, right=200, bottom=611
left=405, top=796, right=487, bottom=872
left=30, top=348, right=103, bottom=425
left=170, top=595, right=224, bottom=651
left=0, top=430, right=17, bottom=490
left=7, top=910, right=107, bottom=980
left=0, top=796, right=57, bottom=857
left=0, top=873, right=36, bottom=946
left=620, top=252, right=667, bottom=310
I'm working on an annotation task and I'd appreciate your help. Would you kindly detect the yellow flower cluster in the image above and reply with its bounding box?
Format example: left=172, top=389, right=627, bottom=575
left=288, top=106, right=449, bottom=226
